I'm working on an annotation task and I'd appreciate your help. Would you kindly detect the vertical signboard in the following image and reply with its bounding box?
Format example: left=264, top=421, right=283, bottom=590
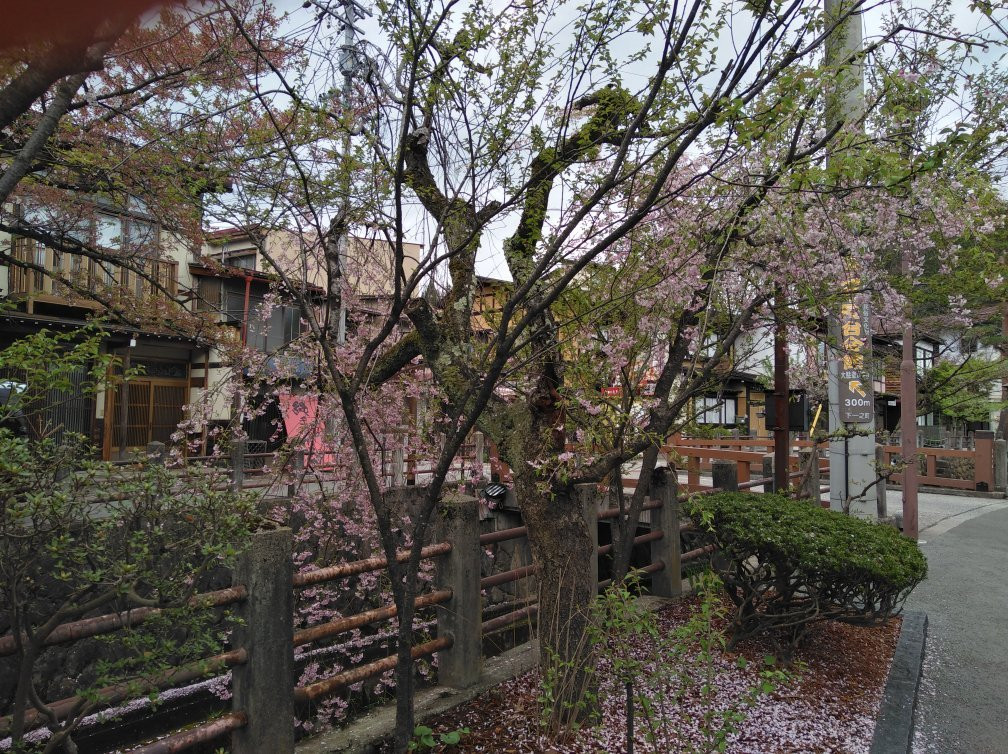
left=837, top=280, right=874, bottom=423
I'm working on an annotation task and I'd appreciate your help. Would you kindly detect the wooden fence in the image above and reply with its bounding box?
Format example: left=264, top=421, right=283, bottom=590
left=0, top=469, right=750, bottom=753
left=185, top=428, right=999, bottom=498
left=664, top=433, right=1000, bottom=495
left=880, top=430, right=998, bottom=493
left=18, top=431, right=999, bottom=751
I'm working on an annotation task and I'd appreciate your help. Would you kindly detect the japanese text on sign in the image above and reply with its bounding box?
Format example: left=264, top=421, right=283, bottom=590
left=837, top=280, right=874, bottom=423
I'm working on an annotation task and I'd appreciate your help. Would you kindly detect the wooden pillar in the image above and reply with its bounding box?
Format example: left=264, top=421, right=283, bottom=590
left=975, top=430, right=995, bottom=493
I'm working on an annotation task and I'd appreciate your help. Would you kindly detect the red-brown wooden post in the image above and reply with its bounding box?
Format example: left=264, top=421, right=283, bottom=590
left=687, top=455, right=700, bottom=489
left=975, top=430, right=995, bottom=492
left=737, top=459, right=751, bottom=485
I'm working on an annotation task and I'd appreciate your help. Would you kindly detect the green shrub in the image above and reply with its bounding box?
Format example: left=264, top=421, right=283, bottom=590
left=686, top=492, right=927, bottom=652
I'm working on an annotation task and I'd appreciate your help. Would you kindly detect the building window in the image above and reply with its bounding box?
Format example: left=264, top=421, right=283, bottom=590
left=229, top=253, right=256, bottom=270
left=14, top=201, right=160, bottom=299
left=90, top=259, right=116, bottom=288
left=97, top=213, right=122, bottom=249
left=697, top=395, right=737, bottom=425
left=915, top=343, right=934, bottom=375
left=127, top=219, right=157, bottom=251
left=264, top=305, right=302, bottom=352
left=223, top=288, right=249, bottom=325
left=282, top=306, right=301, bottom=343
left=220, top=249, right=257, bottom=270
left=149, top=260, right=178, bottom=297
left=195, top=277, right=222, bottom=313
left=699, top=333, right=719, bottom=359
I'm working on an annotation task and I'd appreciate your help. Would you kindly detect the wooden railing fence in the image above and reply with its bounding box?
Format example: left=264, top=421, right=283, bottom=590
left=1, top=461, right=777, bottom=753
left=9, top=430, right=1002, bottom=752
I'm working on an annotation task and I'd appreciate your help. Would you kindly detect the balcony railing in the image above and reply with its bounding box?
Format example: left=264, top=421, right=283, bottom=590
left=8, top=237, right=177, bottom=306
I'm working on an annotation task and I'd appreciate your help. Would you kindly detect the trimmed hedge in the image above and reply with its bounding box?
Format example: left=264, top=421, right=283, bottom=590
left=687, top=492, right=927, bottom=651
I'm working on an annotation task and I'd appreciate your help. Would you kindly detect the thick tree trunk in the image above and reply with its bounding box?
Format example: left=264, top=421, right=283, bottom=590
left=514, top=470, right=598, bottom=728
left=610, top=444, right=661, bottom=584
left=496, top=309, right=600, bottom=729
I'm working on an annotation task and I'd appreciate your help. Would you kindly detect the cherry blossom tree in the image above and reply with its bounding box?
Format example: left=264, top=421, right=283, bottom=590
left=194, top=0, right=979, bottom=744
left=542, top=0, right=1008, bottom=580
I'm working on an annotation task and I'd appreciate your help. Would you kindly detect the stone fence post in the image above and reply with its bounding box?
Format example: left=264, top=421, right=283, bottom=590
left=798, top=448, right=820, bottom=501
left=649, top=466, right=682, bottom=598
left=761, top=454, right=775, bottom=492
left=231, top=527, right=294, bottom=753
left=435, top=493, right=482, bottom=688
left=712, top=459, right=738, bottom=491
left=145, top=441, right=167, bottom=466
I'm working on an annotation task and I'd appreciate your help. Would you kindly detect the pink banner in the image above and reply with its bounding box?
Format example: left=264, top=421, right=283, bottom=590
left=277, top=393, right=334, bottom=466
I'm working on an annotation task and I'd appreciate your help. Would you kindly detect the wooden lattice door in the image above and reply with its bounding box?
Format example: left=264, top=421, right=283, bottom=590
left=106, top=378, right=187, bottom=457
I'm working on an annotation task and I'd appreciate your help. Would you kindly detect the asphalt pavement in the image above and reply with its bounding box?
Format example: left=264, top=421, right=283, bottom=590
left=901, top=492, right=1008, bottom=754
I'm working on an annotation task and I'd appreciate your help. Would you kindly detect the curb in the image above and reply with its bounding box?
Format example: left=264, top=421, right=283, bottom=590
left=870, top=611, right=928, bottom=754
left=886, top=484, right=1006, bottom=500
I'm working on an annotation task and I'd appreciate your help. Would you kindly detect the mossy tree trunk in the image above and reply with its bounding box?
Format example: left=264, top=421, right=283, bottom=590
left=507, top=370, right=599, bottom=726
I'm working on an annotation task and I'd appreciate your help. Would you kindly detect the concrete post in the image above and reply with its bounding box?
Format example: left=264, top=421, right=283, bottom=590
left=762, top=453, right=775, bottom=492
left=434, top=493, right=482, bottom=688
left=875, top=443, right=888, bottom=518
left=798, top=448, right=820, bottom=501
left=286, top=449, right=305, bottom=499
left=712, top=459, right=738, bottom=492
left=994, top=438, right=1006, bottom=493
left=231, top=527, right=294, bottom=754
left=649, top=466, right=682, bottom=598
left=230, top=439, right=246, bottom=491
left=576, top=483, right=600, bottom=592
left=392, top=446, right=405, bottom=487
left=473, top=432, right=485, bottom=482
left=145, top=441, right=167, bottom=466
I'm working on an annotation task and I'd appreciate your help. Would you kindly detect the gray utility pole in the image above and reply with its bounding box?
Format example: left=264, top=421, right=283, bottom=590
left=326, top=0, right=371, bottom=344
left=823, top=0, right=879, bottom=516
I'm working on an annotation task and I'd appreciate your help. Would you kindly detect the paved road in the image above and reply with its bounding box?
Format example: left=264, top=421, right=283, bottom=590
left=902, top=492, right=1008, bottom=754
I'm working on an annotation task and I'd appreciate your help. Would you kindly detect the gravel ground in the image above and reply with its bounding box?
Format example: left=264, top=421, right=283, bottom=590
left=409, top=598, right=900, bottom=754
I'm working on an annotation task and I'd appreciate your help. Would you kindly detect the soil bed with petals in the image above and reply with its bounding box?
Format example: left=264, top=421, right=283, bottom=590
left=397, top=595, right=900, bottom=753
